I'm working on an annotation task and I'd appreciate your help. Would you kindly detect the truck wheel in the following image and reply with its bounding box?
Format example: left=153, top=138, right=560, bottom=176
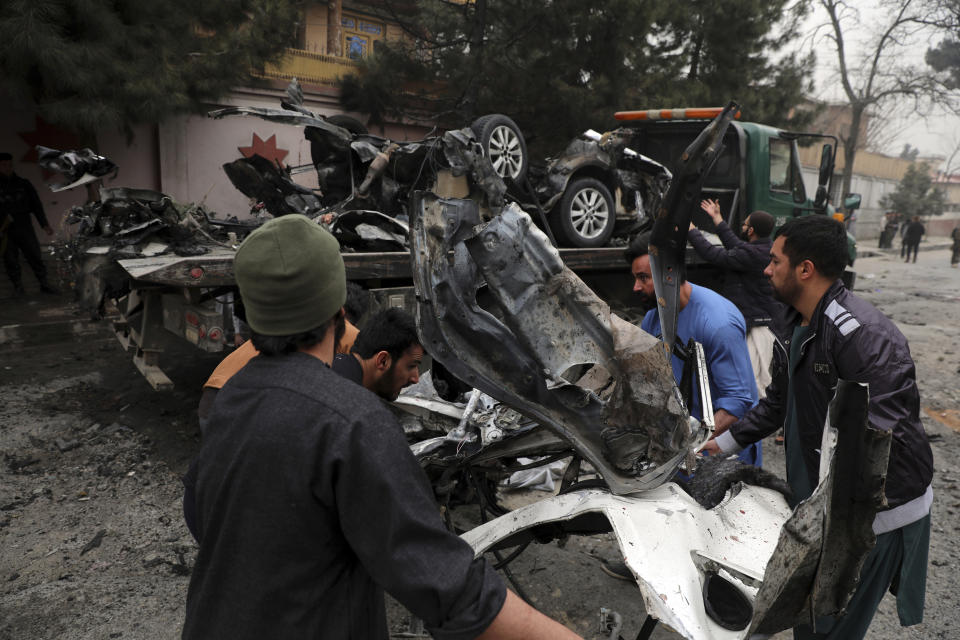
left=471, top=114, right=528, bottom=183
left=554, top=177, right=616, bottom=247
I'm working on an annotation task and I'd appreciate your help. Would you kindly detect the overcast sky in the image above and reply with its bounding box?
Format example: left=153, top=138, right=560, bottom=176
left=793, top=0, right=960, bottom=169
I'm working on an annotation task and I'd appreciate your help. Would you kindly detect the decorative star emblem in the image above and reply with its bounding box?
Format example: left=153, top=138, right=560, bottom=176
left=17, top=116, right=83, bottom=179
left=238, top=133, right=289, bottom=167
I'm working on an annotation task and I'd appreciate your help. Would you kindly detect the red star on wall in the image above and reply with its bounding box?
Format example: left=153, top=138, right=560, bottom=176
left=17, top=116, right=84, bottom=179
left=238, top=133, right=288, bottom=167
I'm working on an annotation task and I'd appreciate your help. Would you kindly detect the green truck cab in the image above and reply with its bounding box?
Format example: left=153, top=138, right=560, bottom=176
left=612, top=110, right=859, bottom=287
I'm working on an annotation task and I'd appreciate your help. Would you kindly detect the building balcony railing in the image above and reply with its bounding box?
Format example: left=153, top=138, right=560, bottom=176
left=258, top=48, right=359, bottom=86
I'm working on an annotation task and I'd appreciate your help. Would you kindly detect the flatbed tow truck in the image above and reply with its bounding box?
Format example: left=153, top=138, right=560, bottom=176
left=107, top=238, right=640, bottom=390
left=84, top=102, right=852, bottom=390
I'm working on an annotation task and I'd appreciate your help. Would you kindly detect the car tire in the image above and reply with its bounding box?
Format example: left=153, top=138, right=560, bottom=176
left=326, top=114, right=368, bottom=135
left=471, top=114, right=528, bottom=183
left=554, top=177, right=616, bottom=247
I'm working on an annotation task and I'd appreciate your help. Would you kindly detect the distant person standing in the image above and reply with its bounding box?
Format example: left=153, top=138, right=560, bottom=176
left=880, top=214, right=898, bottom=249
left=0, top=152, right=56, bottom=296
left=902, top=216, right=925, bottom=263
left=898, top=216, right=911, bottom=258
left=951, top=225, right=960, bottom=268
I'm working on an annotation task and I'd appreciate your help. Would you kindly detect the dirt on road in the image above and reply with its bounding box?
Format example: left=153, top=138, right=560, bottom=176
left=1, top=248, right=959, bottom=639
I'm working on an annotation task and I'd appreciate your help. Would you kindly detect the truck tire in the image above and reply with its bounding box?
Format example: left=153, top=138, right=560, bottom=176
left=470, top=114, right=528, bottom=183
left=553, top=177, right=616, bottom=247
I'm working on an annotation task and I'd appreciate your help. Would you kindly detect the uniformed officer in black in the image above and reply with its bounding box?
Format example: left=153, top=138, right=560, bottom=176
left=0, top=152, right=56, bottom=296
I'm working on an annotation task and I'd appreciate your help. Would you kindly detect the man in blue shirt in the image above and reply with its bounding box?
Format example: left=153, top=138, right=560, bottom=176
left=625, top=231, right=761, bottom=466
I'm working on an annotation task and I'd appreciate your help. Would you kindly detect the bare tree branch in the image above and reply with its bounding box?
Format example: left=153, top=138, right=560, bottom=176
left=815, top=0, right=959, bottom=196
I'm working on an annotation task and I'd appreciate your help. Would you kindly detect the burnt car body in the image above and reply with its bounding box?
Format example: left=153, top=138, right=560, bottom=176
left=210, top=101, right=511, bottom=254
left=212, top=80, right=674, bottom=253
left=57, top=186, right=239, bottom=318
left=525, top=129, right=671, bottom=248
left=461, top=381, right=889, bottom=638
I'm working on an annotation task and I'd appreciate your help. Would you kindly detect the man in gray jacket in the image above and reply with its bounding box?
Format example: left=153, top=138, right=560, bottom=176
left=703, top=215, right=933, bottom=640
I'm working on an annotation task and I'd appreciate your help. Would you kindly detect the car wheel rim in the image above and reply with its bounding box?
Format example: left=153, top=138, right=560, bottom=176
left=569, top=188, right=610, bottom=239
left=488, top=125, right=524, bottom=179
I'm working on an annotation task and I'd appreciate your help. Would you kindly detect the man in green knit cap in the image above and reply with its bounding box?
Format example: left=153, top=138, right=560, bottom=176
left=182, top=215, right=578, bottom=640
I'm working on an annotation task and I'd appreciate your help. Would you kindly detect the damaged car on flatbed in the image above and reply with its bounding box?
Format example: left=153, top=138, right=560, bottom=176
left=57, top=81, right=638, bottom=388
left=57, top=80, right=856, bottom=391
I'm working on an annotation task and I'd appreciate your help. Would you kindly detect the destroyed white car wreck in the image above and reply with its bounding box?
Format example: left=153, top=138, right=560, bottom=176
left=403, top=104, right=892, bottom=639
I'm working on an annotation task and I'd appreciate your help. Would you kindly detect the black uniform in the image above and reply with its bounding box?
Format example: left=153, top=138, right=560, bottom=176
left=183, top=352, right=505, bottom=639
left=0, top=171, right=50, bottom=291
left=950, top=226, right=960, bottom=266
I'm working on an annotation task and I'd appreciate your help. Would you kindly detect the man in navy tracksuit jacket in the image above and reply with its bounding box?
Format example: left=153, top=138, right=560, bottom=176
left=703, top=215, right=933, bottom=640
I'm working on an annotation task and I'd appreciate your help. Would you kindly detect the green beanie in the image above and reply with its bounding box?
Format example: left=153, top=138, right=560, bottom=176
left=234, top=215, right=346, bottom=336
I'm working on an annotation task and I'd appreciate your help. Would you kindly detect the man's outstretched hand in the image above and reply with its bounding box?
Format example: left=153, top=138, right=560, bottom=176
left=699, top=199, right=723, bottom=225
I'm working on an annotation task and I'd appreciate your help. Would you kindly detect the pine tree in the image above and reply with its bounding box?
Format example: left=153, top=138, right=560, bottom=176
left=879, top=162, right=947, bottom=221
left=0, top=0, right=303, bottom=135
left=338, top=0, right=814, bottom=154
left=923, top=0, right=960, bottom=88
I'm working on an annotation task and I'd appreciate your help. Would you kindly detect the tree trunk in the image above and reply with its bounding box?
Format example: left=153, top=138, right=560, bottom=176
left=841, top=103, right=865, bottom=199
left=462, top=0, right=487, bottom=119
left=688, top=32, right=703, bottom=80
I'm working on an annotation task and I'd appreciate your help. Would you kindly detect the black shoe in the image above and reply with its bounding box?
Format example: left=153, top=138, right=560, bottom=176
left=600, top=559, right=634, bottom=582
left=12, top=284, right=25, bottom=298
left=39, top=283, right=58, bottom=294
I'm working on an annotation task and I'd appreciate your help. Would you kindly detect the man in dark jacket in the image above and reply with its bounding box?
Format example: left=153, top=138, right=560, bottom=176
left=951, top=224, right=960, bottom=267
left=902, top=215, right=925, bottom=263
left=0, top=152, right=56, bottom=296
left=182, top=214, right=578, bottom=640
left=703, top=215, right=933, bottom=639
left=688, top=200, right=784, bottom=397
